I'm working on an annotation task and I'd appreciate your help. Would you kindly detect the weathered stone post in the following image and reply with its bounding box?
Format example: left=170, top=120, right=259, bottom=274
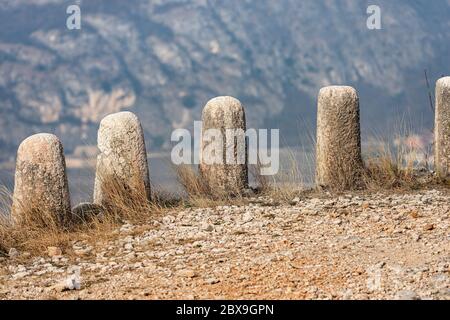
left=93, top=112, right=151, bottom=206
left=12, top=133, right=71, bottom=225
left=434, top=76, right=450, bottom=178
left=315, top=86, right=363, bottom=189
left=200, top=96, right=248, bottom=196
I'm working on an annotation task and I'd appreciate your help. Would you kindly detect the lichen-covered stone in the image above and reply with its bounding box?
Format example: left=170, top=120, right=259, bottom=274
left=434, top=77, right=450, bottom=178
left=315, top=86, right=363, bottom=189
left=12, top=133, right=71, bottom=225
left=93, top=112, right=151, bottom=205
left=199, top=96, right=248, bottom=196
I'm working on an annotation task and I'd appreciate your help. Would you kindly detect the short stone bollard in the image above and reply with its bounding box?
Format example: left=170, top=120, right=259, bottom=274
left=315, top=86, right=363, bottom=189
left=12, top=133, right=72, bottom=225
left=93, top=111, right=151, bottom=206
left=199, top=96, right=248, bottom=196
left=434, top=76, right=450, bottom=178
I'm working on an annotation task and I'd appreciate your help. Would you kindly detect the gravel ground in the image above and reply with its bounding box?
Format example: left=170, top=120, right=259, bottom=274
left=0, top=189, right=449, bottom=300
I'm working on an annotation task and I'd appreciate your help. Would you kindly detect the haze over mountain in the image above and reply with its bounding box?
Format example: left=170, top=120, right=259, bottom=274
left=0, top=0, right=449, bottom=161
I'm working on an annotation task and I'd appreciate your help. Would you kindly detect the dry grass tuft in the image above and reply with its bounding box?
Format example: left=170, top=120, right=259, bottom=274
left=1, top=185, right=73, bottom=255
left=174, top=164, right=248, bottom=207
left=94, top=174, right=157, bottom=223
left=362, top=132, right=435, bottom=191
left=175, top=165, right=212, bottom=199
left=250, top=149, right=308, bottom=202
left=0, top=175, right=170, bottom=256
left=363, top=145, right=415, bottom=190
left=0, top=199, right=75, bottom=257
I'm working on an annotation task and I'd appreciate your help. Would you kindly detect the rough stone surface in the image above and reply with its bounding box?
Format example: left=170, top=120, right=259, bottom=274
left=315, top=86, right=363, bottom=189
left=11, top=133, right=71, bottom=225
left=434, top=77, right=450, bottom=178
left=93, top=112, right=151, bottom=205
left=72, top=203, right=104, bottom=223
left=1, top=190, right=449, bottom=300
left=200, top=96, right=248, bottom=196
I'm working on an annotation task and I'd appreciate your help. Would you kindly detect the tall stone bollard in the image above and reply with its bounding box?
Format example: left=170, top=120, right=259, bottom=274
left=315, top=86, right=363, bottom=189
left=93, top=111, right=151, bottom=206
left=12, top=133, right=71, bottom=226
left=200, top=96, right=248, bottom=196
left=434, top=76, right=450, bottom=178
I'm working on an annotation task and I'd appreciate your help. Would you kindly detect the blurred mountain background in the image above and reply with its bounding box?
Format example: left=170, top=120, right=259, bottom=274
left=0, top=0, right=449, bottom=162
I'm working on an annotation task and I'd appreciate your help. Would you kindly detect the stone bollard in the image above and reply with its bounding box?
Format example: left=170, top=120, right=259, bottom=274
left=434, top=77, right=450, bottom=178
left=12, top=133, right=71, bottom=226
left=93, top=111, right=151, bottom=206
left=315, top=86, right=363, bottom=189
left=199, top=96, right=248, bottom=196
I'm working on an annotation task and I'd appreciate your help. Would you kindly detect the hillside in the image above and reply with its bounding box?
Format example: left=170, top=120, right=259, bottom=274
left=0, top=0, right=449, bottom=160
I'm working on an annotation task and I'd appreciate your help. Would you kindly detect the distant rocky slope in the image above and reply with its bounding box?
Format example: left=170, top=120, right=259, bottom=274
left=0, top=0, right=449, bottom=160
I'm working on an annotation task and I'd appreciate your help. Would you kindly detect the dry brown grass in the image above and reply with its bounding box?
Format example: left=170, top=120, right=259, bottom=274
left=174, top=164, right=248, bottom=207
left=250, top=149, right=308, bottom=202
left=93, top=174, right=157, bottom=223
left=366, top=115, right=443, bottom=190
left=361, top=129, right=439, bottom=191
left=175, top=165, right=212, bottom=199
left=363, top=142, right=416, bottom=190
left=0, top=175, right=169, bottom=257
left=0, top=186, right=71, bottom=255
